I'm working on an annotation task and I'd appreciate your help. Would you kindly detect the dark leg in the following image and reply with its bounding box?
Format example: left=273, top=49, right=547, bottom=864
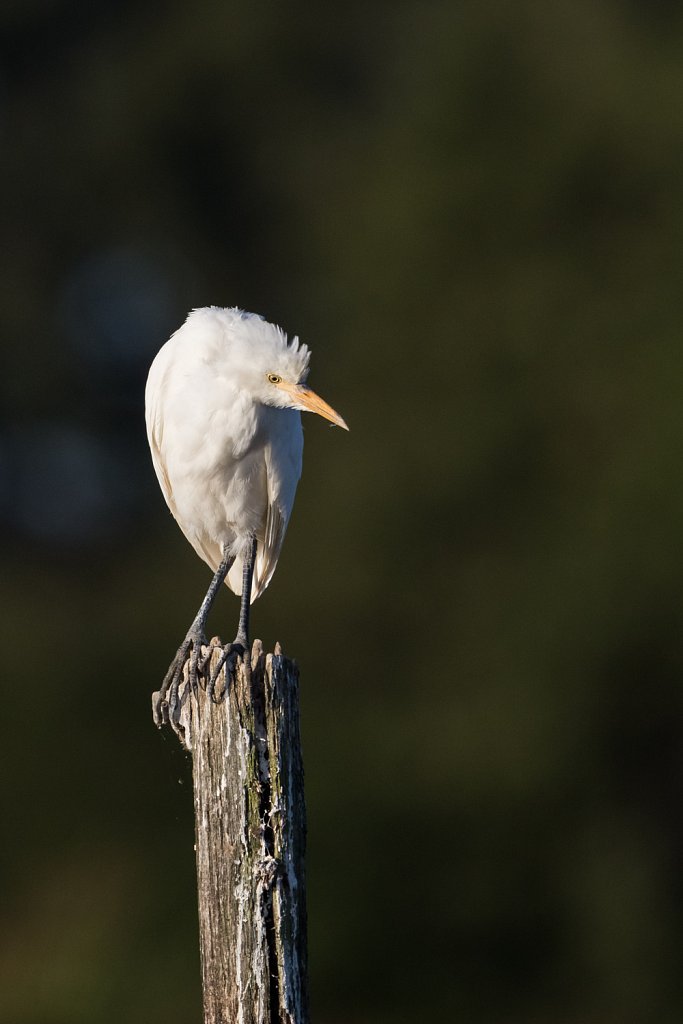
left=208, top=537, right=257, bottom=698
left=153, top=550, right=235, bottom=725
left=234, top=536, right=257, bottom=649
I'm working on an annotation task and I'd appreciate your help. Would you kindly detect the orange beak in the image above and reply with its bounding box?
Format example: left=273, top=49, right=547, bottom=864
left=279, top=383, right=349, bottom=430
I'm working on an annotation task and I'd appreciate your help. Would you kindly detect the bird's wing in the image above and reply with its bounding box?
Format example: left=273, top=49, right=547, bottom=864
left=144, top=354, right=177, bottom=518
left=253, top=499, right=287, bottom=601
left=251, top=412, right=303, bottom=602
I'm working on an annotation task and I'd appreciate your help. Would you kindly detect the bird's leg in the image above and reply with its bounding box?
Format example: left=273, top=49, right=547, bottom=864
left=208, top=537, right=257, bottom=700
left=153, top=551, right=235, bottom=725
left=235, top=535, right=257, bottom=649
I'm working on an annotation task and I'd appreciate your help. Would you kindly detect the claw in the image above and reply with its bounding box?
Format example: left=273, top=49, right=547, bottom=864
left=153, top=625, right=208, bottom=728
left=197, top=636, right=221, bottom=676
left=207, top=642, right=244, bottom=703
left=153, top=623, right=251, bottom=729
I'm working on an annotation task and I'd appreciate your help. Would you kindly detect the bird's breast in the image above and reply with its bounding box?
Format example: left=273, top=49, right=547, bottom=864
left=164, top=389, right=272, bottom=543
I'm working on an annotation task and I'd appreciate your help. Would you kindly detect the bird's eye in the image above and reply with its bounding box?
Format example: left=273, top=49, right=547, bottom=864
left=268, top=373, right=282, bottom=384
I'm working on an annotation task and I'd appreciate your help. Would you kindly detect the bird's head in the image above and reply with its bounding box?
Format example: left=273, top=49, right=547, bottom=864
left=261, top=369, right=348, bottom=430
left=219, top=307, right=349, bottom=430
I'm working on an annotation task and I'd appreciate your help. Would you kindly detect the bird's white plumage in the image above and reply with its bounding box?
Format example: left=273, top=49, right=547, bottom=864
left=145, top=307, right=310, bottom=601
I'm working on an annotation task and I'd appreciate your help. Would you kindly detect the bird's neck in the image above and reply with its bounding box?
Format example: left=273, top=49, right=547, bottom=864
left=226, top=387, right=266, bottom=458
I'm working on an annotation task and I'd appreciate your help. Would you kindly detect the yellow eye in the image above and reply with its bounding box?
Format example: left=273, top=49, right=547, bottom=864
left=268, top=373, right=282, bottom=384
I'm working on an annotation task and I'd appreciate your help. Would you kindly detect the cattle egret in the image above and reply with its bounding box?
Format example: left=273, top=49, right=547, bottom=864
left=145, top=306, right=348, bottom=716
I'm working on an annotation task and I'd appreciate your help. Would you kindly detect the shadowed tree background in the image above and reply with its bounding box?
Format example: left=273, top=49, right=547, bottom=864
left=2, top=1, right=683, bottom=1021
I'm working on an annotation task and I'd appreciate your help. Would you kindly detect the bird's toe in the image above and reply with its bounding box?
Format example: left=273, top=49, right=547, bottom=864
left=206, top=642, right=244, bottom=702
left=153, top=628, right=209, bottom=728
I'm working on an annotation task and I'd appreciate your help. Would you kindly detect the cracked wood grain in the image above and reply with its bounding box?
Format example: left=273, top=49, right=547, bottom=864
left=157, top=640, right=309, bottom=1024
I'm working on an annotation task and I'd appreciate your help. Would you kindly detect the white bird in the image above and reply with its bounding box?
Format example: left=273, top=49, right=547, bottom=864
left=145, top=306, right=347, bottom=718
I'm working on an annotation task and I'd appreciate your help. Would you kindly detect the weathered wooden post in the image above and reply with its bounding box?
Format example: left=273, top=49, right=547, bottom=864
left=153, top=639, right=308, bottom=1024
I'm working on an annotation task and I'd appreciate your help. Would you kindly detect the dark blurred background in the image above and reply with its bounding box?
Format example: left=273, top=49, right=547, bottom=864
left=2, top=1, right=683, bottom=1021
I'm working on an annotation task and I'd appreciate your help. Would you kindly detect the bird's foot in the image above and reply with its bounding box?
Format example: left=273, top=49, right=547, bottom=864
left=153, top=624, right=215, bottom=727
left=206, top=638, right=247, bottom=703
